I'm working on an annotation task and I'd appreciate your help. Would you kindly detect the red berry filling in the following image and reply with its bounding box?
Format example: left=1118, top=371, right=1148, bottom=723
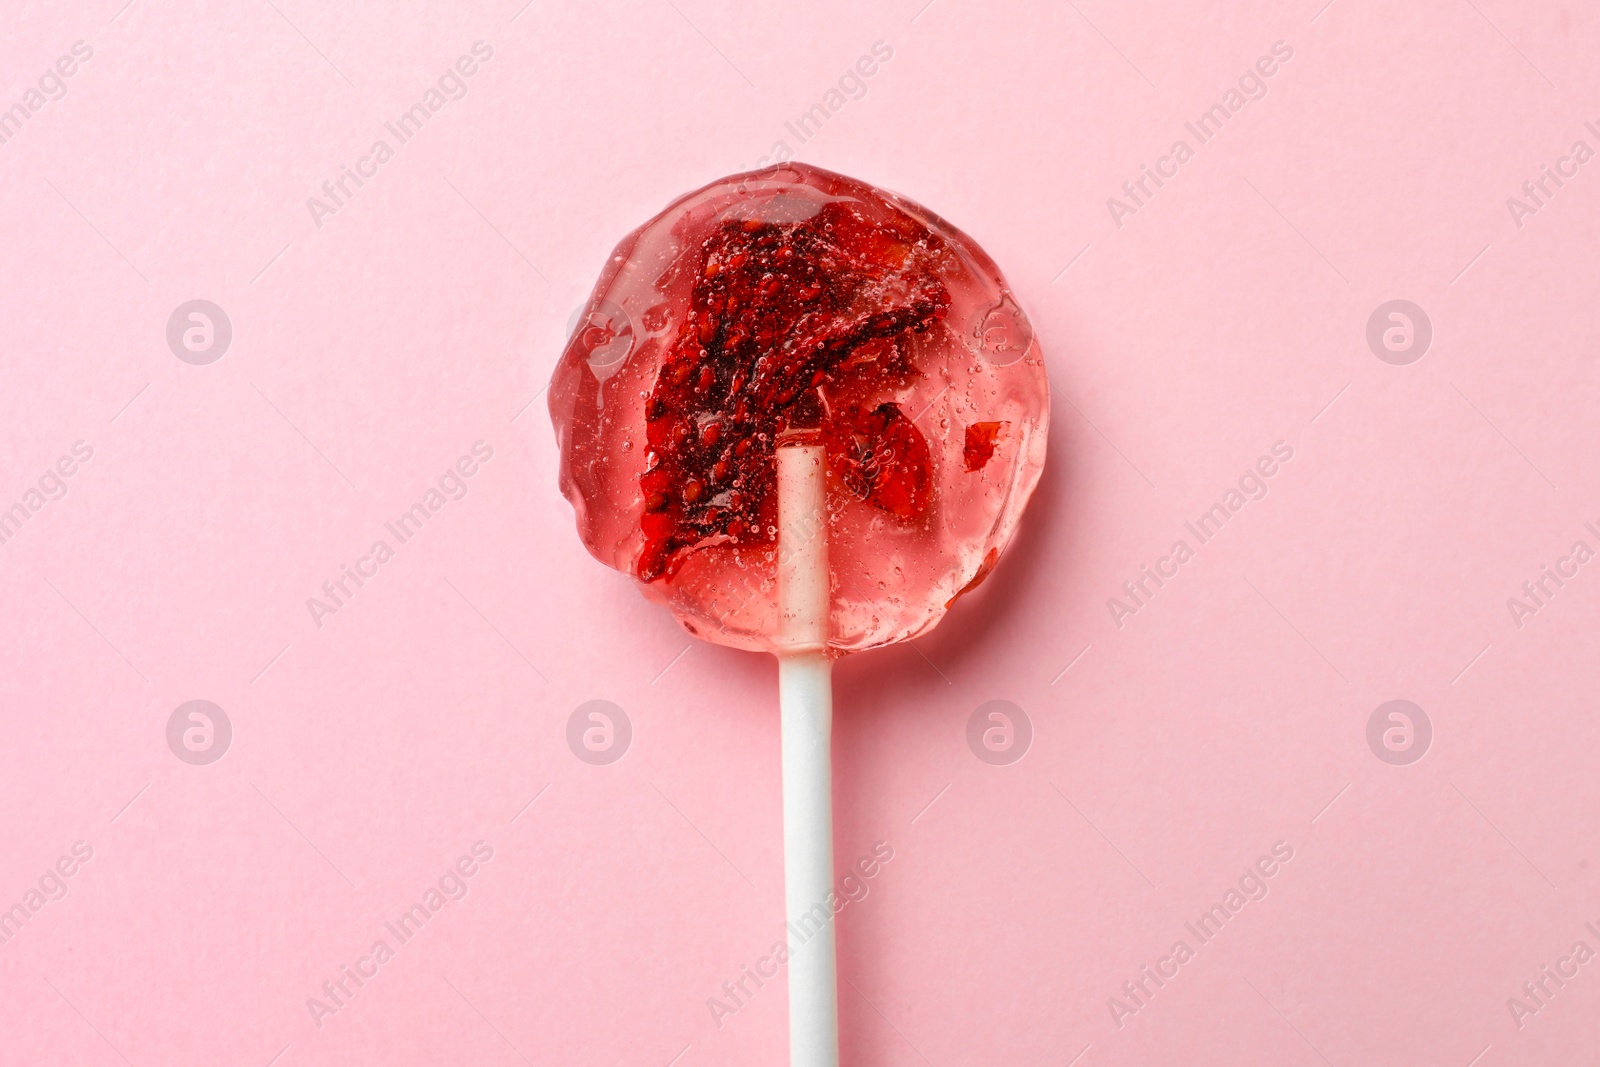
left=824, top=402, right=932, bottom=519
left=962, top=421, right=1008, bottom=472
left=638, top=201, right=950, bottom=582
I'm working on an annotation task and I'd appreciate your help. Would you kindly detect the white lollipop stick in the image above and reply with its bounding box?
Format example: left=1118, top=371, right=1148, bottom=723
left=775, top=442, right=838, bottom=1067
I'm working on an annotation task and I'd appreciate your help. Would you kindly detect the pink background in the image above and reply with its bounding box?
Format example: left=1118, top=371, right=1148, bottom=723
left=3, top=0, right=1599, bottom=1063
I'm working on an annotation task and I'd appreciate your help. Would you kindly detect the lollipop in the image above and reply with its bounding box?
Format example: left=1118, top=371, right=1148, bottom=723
left=550, top=163, right=1048, bottom=1065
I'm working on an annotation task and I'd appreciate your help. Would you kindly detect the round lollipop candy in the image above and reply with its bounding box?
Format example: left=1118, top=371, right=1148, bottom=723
left=550, top=162, right=1048, bottom=1066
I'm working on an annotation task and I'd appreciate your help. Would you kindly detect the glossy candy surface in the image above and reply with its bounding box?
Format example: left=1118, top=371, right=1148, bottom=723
left=550, top=163, right=1048, bottom=654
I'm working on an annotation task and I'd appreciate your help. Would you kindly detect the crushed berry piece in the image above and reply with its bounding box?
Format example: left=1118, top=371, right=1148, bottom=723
left=963, top=421, right=1008, bottom=473
left=824, top=403, right=931, bottom=520
left=637, top=201, right=950, bottom=582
